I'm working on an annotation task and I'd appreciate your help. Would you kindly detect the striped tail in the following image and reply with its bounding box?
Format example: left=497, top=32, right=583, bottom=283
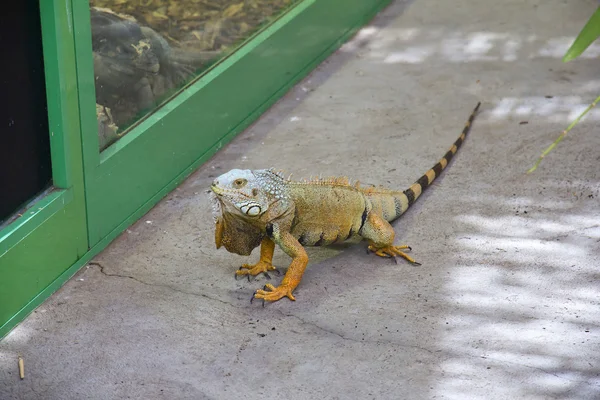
left=394, top=102, right=481, bottom=216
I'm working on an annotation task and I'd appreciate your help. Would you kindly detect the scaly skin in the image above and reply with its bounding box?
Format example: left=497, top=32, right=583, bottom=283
left=210, top=102, right=481, bottom=304
left=236, top=237, right=277, bottom=278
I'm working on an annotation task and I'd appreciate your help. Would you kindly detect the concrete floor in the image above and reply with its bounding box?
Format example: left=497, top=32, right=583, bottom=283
left=3, top=0, right=600, bottom=398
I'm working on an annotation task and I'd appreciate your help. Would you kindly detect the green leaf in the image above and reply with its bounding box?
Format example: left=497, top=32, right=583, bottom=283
left=563, top=6, right=600, bottom=62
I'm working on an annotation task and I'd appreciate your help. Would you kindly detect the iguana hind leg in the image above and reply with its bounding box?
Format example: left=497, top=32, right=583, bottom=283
left=360, top=212, right=421, bottom=265
left=236, top=237, right=279, bottom=280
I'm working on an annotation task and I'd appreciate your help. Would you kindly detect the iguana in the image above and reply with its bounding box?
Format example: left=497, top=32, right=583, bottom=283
left=210, top=102, right=481, bottom=304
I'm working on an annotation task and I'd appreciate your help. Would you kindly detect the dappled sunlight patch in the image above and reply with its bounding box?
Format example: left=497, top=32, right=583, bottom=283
left=489, top=96, right=600, bottom=122
left=431, top=188, right=600, bottom=398
left=338, top=26, right=380, bottom=52
left=562, top=214, right=600, bottom=231
left=538, top=37, right=600, bottom=59
left=470, top=214, right=597, bottom=239
left=443, top=264, right=597, bottom=317
left=384, top=46, right=434, bottom=64
left=338, top=25, right=600, bottom=125
left=354, top=27, right=600, bottom=64
left=456, top=235, right=584, bottom=262
left=378, top=30, right=528, bottom=63
left=459, top=214, right=572, bottom=236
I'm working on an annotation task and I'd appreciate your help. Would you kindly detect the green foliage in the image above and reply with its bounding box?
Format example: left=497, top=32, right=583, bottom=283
left=563, top=6, right=600, bottom=62
left=527, top=94, right=600, bottom=173
left=531, top=7, right=600, bottom=173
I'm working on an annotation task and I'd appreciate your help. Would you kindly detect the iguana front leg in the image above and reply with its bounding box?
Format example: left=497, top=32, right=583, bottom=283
left=360, top=212, right=421, bottom=265
left=236, top=237, right=278, bottom=279
left=253, top=227, right=308, bottom=303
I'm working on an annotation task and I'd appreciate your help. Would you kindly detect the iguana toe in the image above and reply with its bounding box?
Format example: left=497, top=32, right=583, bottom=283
left=251, top=283, right=296, bottom=305
left=369, top=244, right=421, bottom=265
left=235, top=261, right=278, bottom=281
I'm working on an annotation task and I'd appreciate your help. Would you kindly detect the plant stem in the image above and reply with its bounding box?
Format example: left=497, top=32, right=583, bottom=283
left=527, top=94, right=600, bottom=173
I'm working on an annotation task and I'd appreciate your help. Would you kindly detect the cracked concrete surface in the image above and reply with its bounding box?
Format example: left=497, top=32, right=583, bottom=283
left=2, top=0, right=600, bottom=398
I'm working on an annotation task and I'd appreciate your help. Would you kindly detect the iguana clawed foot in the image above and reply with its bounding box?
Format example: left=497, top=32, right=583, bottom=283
left=251, top=283, right=295, bottom=306
left=368, top=244, right=421, bottom=265
left=235, top=261, right=280, bottom=281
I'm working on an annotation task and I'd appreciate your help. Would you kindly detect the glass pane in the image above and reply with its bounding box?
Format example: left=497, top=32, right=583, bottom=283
left=90, top=0, right=299, bottom=151
left=0, top=1, right=52, bottom=226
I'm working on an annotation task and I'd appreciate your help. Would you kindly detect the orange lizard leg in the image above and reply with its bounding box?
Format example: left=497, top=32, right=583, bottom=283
left=361, top=212, right=421, bottom=265
left=236, top=238, right=280, bottom=280
left=252, top=231, right=308, bottom=305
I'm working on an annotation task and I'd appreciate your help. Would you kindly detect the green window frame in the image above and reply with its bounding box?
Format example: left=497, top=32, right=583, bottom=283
left=0, top=0, right=88, bottom=339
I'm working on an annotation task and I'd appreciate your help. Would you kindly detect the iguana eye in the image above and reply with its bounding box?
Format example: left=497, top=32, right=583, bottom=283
left=233, top=178, right=247, bottom=188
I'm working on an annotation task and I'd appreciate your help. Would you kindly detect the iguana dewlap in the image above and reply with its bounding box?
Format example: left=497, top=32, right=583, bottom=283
left=210, top=103, right=481, bottom=304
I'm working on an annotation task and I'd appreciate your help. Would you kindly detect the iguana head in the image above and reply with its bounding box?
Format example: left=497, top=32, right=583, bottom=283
left=210, top=169, right=287, bottom=218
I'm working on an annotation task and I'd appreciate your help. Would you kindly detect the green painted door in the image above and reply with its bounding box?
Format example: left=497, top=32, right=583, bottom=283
left=74, top=0, right=392, bottom=249
left=0, top=1, right=88, bottom=339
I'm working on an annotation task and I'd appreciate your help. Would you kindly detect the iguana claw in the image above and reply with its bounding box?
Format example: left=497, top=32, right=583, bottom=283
left=250, top=289, right=265, bottom=307
left=235, top=267, right=256, bottom=282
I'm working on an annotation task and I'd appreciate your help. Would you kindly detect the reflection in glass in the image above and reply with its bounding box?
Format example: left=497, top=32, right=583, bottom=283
left=90, top=0, right=298, bottom=151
